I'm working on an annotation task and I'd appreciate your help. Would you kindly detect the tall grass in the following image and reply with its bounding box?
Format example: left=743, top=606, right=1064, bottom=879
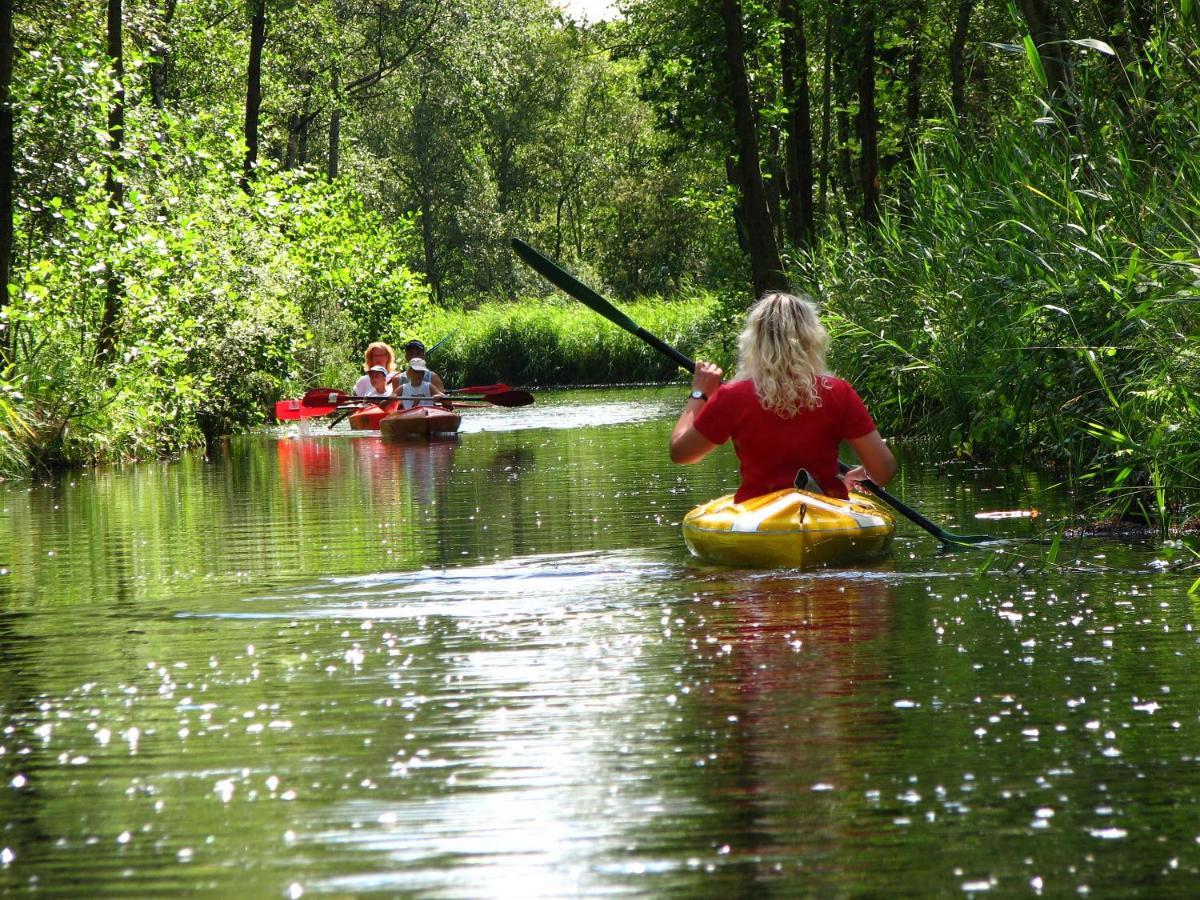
left=415, top=293, right=729, bottom=386
left=807, top=35, right=1200, bottom=529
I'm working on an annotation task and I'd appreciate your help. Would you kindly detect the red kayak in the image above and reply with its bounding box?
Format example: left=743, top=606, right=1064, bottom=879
left=347, top=399, right=400, bottom=430
left=379, top=406, right=462, bottom=439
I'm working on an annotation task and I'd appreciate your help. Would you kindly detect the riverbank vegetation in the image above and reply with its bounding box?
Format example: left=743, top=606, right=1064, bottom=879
left=420, top=295, right=727, bottom=386
left=3, top=1, right=1197, bottom=525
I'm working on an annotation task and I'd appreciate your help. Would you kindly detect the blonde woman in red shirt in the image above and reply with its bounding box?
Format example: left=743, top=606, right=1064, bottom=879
left=669, top=291, right=896, bottom=500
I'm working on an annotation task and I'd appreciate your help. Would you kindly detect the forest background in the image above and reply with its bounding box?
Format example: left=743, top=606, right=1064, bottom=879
left=1, top=0, right=1197, bottom=527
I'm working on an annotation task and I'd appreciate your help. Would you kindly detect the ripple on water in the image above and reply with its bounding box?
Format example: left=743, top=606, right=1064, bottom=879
left=2, top=388, right=1198, bottom=897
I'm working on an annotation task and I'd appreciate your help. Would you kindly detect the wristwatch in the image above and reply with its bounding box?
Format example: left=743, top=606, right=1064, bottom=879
left=689, top=390, right=707, bottom=402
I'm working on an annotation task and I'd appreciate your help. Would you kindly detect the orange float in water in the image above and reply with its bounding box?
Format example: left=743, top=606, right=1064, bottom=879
left=974, top=509, right=1040, bottom=520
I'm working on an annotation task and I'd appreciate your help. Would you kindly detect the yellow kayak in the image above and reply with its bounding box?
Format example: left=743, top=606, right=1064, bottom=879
left=682, top=488, right=895, bottom=568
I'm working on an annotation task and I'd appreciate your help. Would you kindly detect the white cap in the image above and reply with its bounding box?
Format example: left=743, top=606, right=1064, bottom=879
left=407, top=357, right=428, bottom=371
left=368, top=365, right=388, bottom=375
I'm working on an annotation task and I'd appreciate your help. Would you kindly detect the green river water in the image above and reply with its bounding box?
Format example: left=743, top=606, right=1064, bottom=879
left=1, top=387, right=1199, bottom=896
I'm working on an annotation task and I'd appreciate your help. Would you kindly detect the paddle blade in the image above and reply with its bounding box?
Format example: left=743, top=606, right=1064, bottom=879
left=458, top=389, right=533, bottom=407
left=452, top=383, right=512, bottom=395
left=276, top=398, right=336, bottom=420
left=275, top=399, right=306, bottom=420
left=302, top=387, right=352, bottom=408
left=512, top=238, right=696, bottom=373
left=512, top=239, right=641, bottom=333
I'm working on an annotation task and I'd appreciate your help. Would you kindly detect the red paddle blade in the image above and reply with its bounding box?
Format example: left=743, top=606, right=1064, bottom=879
left=453, top=389, right=533, bottom=407
left=452, top=383, right=512, bottom=395
left=275, top=399, right=336, bottom=420
left=301, top=387, right=352, bottom=407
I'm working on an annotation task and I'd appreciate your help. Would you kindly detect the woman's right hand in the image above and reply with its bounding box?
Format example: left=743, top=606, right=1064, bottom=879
left=692, top=361, right=723, bottom=397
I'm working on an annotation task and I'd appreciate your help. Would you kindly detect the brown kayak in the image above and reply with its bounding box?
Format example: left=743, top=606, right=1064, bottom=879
left=379, top=405, right=462, bottom=439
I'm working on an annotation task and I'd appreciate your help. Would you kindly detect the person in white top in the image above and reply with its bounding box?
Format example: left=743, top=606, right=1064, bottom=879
left=395, top=358, right=447, bottom=409
left=354, top=365, right=392, bottom=399
left=353, top=342, right=397, bottom=397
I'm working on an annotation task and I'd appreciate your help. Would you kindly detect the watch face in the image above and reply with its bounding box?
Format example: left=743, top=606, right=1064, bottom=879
left=690, top=390, right=705, bottom=400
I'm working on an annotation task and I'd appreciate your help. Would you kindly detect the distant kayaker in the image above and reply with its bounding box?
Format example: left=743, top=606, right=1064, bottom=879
left=393, top=339, right=447, bottom=395
left=669, top=291, right=896, bottom=501
left=353, top=342, right=397, bottom=397
left=359, top=365, right=392, bottom=399
left=395, top=358, right=447, bottom=409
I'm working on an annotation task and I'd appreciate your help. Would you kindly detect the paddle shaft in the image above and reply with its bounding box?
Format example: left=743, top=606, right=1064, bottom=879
left=511, top=237, right=993, bottom=547
left=328, top=389, right=533, bottom=409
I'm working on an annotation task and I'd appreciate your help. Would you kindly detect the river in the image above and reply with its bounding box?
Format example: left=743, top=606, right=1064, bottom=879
left=1, top=387, right=1197, bottom=895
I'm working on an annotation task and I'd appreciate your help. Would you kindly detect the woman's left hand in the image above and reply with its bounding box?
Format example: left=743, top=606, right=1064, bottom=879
left=840, top=465, right=869, bottom=492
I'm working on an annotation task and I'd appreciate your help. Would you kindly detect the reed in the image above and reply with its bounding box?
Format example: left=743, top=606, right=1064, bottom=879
left=415, top=294, right=728, bottom=386
left=807, top=43, right=1200, bottom=530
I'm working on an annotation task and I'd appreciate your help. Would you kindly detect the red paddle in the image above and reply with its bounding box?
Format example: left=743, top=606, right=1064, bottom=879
left=275, top=398, right=337, bottom=420
left=279, top=389, right=533, bottom=421
left=452, top=383, right=512, bottom=394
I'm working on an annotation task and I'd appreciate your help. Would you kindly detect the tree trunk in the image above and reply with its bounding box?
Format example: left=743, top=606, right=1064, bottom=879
left=298, top=115, right=309, bottom=166
left=1017, top=0, right=1070, bottom=105
left=418, top=191, right=441, bottom=305
left=285, top=70, right=313, bottom=169
left=285, top=115, right=300, bottom=169
left=725, top=155, right=751, bottom=257
left=781, top=0, right=815, bottom=248
left=96, top=0, right=125, bottom=366
left=819, top=5, right=832, bottom=219
left=833, top=1, right=855, bottom=217
left=765, top=126, right=784, bottom=248
left=949, top=0, right=974, bottom=118
left=719, top=0, right=788, bottom=297
left=148, top=0, right=178, bottom=109
left=904, top=3, right=923, bottom=138
left=0, top=0, right=12, bottom=361
left=855, top=5, right=879, bottom=226
left=1126, top=0, right=1159, bottom=134
left=328, top=65, right=340, bottom=180
left=241, top=0, right=267, bottom=193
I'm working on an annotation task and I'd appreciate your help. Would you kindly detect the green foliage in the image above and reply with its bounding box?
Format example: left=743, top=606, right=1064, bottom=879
left=415, top=293, right=724, bottom=385
left=3, top=20, right=425, bottom=470
left=809, top=30, right=1200, bottom=529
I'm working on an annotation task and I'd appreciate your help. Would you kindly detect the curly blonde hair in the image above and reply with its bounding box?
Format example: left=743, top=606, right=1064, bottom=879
left=362, top=341, right=396, bottom=373
left=736, top=291, right=831, bottom=417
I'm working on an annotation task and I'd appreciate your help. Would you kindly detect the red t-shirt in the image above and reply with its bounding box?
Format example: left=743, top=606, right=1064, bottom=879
left=693, top=377, right=877, bottom=502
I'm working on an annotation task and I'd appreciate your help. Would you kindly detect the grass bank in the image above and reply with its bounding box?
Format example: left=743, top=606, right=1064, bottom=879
left=415, top=294, right=730, bottom=386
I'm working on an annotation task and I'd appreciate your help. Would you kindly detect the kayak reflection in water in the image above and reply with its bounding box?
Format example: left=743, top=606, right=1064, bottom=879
left=669, top=291, right=897, bottom=500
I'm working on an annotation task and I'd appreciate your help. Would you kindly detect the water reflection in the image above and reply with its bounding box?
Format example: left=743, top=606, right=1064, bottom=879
left=663, top=572, right=898, bottom=890
left=2, top=388, right=1198, bottom=896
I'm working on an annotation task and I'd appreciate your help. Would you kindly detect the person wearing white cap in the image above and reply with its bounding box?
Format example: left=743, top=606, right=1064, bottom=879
left=354, top=364, right=393, bottom=398
left=395, top=357, right=446, bottom=409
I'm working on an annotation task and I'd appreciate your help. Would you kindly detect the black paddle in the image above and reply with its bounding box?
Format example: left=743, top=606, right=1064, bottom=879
left=511, top=237, right=995, bottom=548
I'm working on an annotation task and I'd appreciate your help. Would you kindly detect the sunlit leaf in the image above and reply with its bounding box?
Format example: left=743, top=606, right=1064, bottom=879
left=1069, top=38, right=1116, bottom=56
